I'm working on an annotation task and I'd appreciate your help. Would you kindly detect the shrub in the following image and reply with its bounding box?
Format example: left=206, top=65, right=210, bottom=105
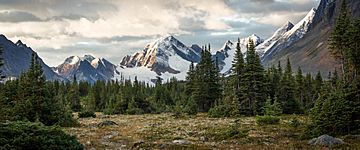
left=256, top=115, right=280, bottom=125
left=208, top=105, right=228, bottom=118
left=289, top=117, right=301, bottom=128
left=205, top=125, right=249, bottom=141
left=263, top=97, right=282, bottom=116
left=126, top=107, right=144, bottom=115
left=78, top=110, right=96, bottom=118
left=0, top=121, right=83, bottom=150
left=57, top=109, right=79, bottom=127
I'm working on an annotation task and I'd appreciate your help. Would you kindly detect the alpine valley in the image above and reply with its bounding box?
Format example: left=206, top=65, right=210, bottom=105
left=1, top=0, right=359, bottom=84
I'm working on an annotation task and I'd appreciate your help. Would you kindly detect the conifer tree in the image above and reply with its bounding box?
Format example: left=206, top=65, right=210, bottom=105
left=185, top=62, right=195, bottom=95
left=331, top=69, right=340, bottom=90
left=309, top=1, right=360, bottom=136
left=210, top=39, right=244, bottom=117
left=303, top=73, right=315, bottom=110
left=329, top=0, right=351, bottom=81
left=240, top=39, right=267, bottom=115
left=315, top=71, right=323, bottom=92
left=182, top=62, right=198, bottom=114
left=295, top=67, right=305, bottom=109
left=68, top=75, right=81, bottom=112
left=347, top=19, right=360, bottom=79
left=278, top=58, right=301, bottom=114
left=192, top=45, right=221, bottom=112
left=15, top=53, right=75, bottom=126
left=0, top=44, right=4, bottom=81
left=231, top=38, right=245, bottom=106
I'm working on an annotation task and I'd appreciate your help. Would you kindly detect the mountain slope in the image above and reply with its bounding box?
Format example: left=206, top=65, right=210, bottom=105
left=54, top=55, right=118, bottom=83
left=0, top=34, right=65, bottom=81
left=261, top=0, right=360, bottom=75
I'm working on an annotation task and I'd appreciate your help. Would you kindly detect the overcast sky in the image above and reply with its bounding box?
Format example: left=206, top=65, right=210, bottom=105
left=0, top=0, right=320, bottom=66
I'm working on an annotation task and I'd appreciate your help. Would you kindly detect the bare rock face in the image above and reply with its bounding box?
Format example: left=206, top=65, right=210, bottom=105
left=308, top=134, right=344, bottom=146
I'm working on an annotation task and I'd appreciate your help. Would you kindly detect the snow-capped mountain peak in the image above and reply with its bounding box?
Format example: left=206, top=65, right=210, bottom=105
left=240, top=34, right=263, bottom=47
left=83, top=54, right=96, bottom=62
left=213, top=34, right=264, bottom=74
left=256, top=21, right=294, bottom=57
left=91, top=58, right=105, bottom=68
left=64, top=56, right=81, bottom=65
left=120, top=35, right=201, bottom=76
left=54, top=54, right=117, bottom=83
left=284, top=8, right=316, bottom=39
left=220, top=40, right=233, bottom=52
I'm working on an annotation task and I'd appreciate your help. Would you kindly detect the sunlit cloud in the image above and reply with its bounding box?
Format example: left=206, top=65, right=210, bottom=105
left=0, top=0, right=319, bottom=66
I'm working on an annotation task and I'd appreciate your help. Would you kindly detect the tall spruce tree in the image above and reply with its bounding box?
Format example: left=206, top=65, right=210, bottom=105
left=0, top=44, right=4, bottom=81
left=185, top=62, right=195, bottom=95
left=192, top=45, right=221, bottom=112
left=210, top=38, right=244, bottom=117
left=278, top=58, right=301, bottom=114
left=240, top=39, right=267, bottom=115
left=231, top=38, right=245, bottom=105
left=295, top=67, right=305, bottom=109
left=347, top=19, right=360, bottom=79
left=329, top=0, right=351, bottom=81
left=182, top=62, right=198, bottom=114
left=303, top=73, right=315, bottom=110
left=68, top=75, right=81, bottom=112
left=315, top=71, right=323, bottom=92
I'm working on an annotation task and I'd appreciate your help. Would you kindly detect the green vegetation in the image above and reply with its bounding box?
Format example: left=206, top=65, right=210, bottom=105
left=256, top=115, right=280, bottom=125
left=308, top=1, right=360, bottom=137
left=0, top=53, right=77, bottom=127
left=78, top=110, right=96, bottom=118
left=0, top=121, right=83, bottom=150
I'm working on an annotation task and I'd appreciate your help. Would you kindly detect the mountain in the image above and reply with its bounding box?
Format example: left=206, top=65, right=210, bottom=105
left=256, top=22, right=294, bottom=57
left=261, top=0, right=360, bottom=75
left=118, top=35, right=202, bottom=82
left=53, top=55, right=118, bottom=83
left=0, top=34, right=65, bottom=81
left=261, top=8, right=316, bottom=64
left=213, top=34, right=264, bottom=74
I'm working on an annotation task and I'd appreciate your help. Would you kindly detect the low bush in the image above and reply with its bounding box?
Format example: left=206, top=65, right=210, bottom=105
left=78, top=110, right=96, bottom=118
left=256, top=115, right=280, bottom=125
left=204, top=123, right=249, bottom=141
left=0, top=121, right=83, bottom=150
left=289, top=117, right=301, bottom=128
left=208, top=105, right=228, bottom=118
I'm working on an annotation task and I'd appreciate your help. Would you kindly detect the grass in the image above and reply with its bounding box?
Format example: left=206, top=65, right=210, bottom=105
left=63, top=113, right=360, bottom=149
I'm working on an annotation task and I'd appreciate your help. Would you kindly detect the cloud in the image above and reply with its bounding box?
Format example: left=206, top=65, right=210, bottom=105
left=0, top=0, right=319, bottom=66
left=250, top=0, right=275, bottom=4
left=0, top=0, right=117, bottom=20
left=0, top=10, right=42, bottom=22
